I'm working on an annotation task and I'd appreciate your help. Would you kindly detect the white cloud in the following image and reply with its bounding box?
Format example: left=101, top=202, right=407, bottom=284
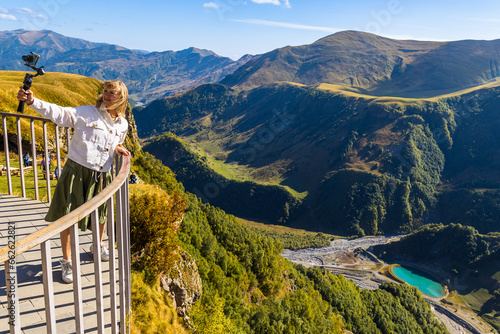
left=16, top=7, right=47, bottom=19
left=0, top=7, right=17, bottom=20
left=251, top=0, right=280, bottom=4
left=16, top=8, right=34, bottom=14
left=232, top=19, right=340, bottom=33
left=251, top=0, right=291, bottom=8
left=203, top=2, right=220, bottom=9
left=0, top=13, right=17, bottom=21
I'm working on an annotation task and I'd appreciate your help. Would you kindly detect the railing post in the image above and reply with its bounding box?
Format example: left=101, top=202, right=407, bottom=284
left=31, top=119, right=39, bottom=201
left=16, top=117, right=26, bottom=198
left=124, top=180, right=131, bottom=331
left=14, top=119, right=25, bottom=198
left=41, top=240, right=57, bottom=333
left=66, top=127, right=71, bottom=154
left=5, top=258, right=21, bottom=334
left=42, top=121, right=51, bottom=203
left=107, top=196, right=118, bottom=333
left=55, top=124, right=61, bottom=180
left=2, top=115, right=12, bottom=195
left=116, top=184, right=127, bottom=333
left=70, top=224, right=84, bottom=334
left=91, top=209, right=105, bottom=333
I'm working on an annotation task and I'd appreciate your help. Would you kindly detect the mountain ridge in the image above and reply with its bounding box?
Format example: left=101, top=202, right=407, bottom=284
left=0, top=29, right=254, bottom=104
left=221, top=30, right=500, bottom=97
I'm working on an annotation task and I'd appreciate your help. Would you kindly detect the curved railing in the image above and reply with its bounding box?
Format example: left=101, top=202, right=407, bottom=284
left=0, top=111, right=131, bottom=333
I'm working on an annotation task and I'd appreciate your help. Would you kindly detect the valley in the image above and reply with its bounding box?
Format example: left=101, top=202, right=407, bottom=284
left=137, top=78, right=500, bottom=331
left=2, top=28, right=500, bottom=333
left=137, top=79, right=500, bottom=237
left=179, top=78, right=500, bottom=192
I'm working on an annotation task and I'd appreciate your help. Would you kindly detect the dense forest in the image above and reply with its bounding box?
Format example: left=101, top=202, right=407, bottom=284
left=128, top=150, right=449, bottom=333
left=135, top=82, right=500, bottom=238
left=373, top=223, right=499, bottom=267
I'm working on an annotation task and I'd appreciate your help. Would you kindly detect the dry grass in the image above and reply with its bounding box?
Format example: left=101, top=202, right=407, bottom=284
left=0, top=71, right=102, bottom=113
left=130, top=271, right=189, bottom=334
left=316, top=80, right=500, bottom=105
left=442, top=290, right=470, bottom=311
left=379, top=264, right=405, bottom=284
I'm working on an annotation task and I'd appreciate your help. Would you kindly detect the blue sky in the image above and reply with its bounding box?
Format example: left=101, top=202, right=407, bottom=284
left=1, top=0, right=500, bottom=60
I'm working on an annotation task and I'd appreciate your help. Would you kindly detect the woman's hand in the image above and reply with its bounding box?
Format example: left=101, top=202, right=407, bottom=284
left=115, top=144, right=130, bottom=157
left=17, top=87, right=34, bottom=105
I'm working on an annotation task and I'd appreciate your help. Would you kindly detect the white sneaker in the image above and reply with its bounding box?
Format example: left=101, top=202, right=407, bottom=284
left=100, top=243, right=110, bottom=262
left=60, top=259, right=73, bottom=283
left=92, top=243, right=110, bottom=262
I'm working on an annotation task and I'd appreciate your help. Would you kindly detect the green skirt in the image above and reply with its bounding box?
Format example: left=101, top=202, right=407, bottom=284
left=45, top=159, right=112, bottom=231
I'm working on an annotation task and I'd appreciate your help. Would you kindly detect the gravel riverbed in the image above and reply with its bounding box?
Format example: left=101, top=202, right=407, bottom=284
left=281, top=235, right=403, bottom=265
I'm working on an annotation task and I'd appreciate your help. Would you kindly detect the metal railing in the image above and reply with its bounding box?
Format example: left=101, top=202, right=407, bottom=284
left=0, top=111, right=131, bottom=333
left=1, top=111, right=69, bottom=202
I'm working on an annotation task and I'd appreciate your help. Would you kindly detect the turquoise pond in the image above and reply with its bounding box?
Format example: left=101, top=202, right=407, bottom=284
left=392, top=266, right=445, bottom=298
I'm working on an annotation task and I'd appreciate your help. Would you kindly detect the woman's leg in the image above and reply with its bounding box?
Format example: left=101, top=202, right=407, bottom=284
left=60, top=228, right=71, bottom=260
left=60, top=228, right=73, bottom=283
left=99, top=222, right=106, bottom=244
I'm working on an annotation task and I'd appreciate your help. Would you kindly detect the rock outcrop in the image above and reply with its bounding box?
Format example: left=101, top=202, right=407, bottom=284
left=160, top=249, right=202, bottom=324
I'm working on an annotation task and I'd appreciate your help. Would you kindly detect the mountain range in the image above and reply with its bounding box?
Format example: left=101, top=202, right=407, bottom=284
left=2, top=29, right=499, bottom=331
left=0, top=29, right=253, bottom=104
left=135, top=31, right=500, bottom=239
left=222, top=30, right=500, bottom=97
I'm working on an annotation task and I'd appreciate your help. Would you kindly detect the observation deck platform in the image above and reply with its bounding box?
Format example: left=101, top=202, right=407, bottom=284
left=0, top=194, right=120, bottom=333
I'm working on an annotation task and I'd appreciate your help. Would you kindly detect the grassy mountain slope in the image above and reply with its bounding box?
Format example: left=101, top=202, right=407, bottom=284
left=0, top=71, right=103, bottom=154
left=134, top=81, right=500, bottom=236
left=221, top=30, right=500, bottom=97
left=142, top=132, right=301, bottom=224
left=0, top=71, right=102, bottom=112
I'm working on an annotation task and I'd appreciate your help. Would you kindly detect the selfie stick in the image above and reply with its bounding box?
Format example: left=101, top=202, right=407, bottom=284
left=17, top=66, right=45, bottom=113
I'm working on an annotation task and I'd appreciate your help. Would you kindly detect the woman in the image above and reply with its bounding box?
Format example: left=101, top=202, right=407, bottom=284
left=17, top=80, right=131, bottom=283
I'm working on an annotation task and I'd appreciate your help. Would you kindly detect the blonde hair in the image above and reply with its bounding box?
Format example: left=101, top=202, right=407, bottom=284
left=95, top=80, right=129, bottom=117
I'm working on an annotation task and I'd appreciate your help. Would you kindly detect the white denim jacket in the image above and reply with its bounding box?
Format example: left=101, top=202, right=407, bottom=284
left=30, top=98, right=128, bottom=172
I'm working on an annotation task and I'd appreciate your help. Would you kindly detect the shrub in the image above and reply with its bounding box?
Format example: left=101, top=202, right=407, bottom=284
left=130, top=184, right=187, bottom=282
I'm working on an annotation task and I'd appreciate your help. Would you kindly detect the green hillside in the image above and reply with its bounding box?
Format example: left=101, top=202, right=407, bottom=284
left=130, top=150, right=449, bottom=333
left=143, top=132, right=301, bottom=224
left=0, top=71, right=472, bottom=333
left=4, top=72, right=499, bottom=334
left=134, top=81, right=500, bottom=236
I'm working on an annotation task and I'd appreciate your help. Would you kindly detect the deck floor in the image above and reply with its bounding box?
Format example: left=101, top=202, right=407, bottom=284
left=0, top=194, right=121, bottom=333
